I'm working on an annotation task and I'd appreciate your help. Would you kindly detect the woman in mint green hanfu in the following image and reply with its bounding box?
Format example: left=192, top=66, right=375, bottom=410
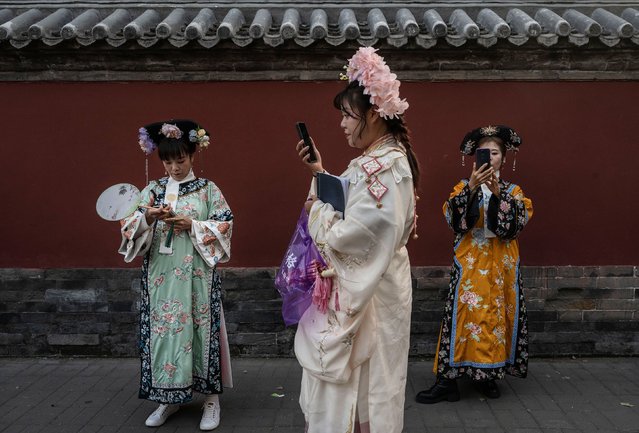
left=119, top=120, right=232, bottom=431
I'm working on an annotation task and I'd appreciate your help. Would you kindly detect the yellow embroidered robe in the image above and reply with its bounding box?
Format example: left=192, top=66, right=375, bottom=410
left=435, top=179, right=533, bottom=380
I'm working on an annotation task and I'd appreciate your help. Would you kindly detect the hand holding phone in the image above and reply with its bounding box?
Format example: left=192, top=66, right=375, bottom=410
left=296, top=122, right=317, bottom=163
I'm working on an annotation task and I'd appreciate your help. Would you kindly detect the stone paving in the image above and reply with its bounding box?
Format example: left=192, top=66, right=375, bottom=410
left=1, top=357, right=638, bottom=433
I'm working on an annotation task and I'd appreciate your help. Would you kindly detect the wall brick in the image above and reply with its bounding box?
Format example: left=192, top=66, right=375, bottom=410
left=0, top=266, right=638, bottom=357
left=48, top=334, right=100, bottom=346
left=0, top=332, right=24, bottom=345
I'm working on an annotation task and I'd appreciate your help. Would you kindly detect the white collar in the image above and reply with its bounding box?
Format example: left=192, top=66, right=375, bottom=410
left=167, top=169, right=196, bottom=187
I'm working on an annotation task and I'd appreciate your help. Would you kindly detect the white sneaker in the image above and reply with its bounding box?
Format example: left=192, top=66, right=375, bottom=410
left=145, top=403, right=179, bottom=427
left=199, top=400, right=220, bottom=430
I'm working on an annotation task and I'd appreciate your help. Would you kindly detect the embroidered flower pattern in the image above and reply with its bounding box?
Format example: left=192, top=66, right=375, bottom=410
left=151, top=299, right=188, bottom=337
left=493, top=326, right=506, bottom=346
left=460, top=288, right=484, bottom=312
left=152, top=274, right=165, bottom=290
left=367, top=178, right=388, bottom=202
left=361, top=157, right=383, bottom=176
left=217, top=222, right=230, bottom=235
left=502, top=255, right=515, bottom=270
left=464, top=322, right=482, bottom=342
left=163, top=362, right=177, bottom=378
left=465, top=253, right=476, bottom=269
left=191, top=291, right=211, bottom=328
left=169, top=255, right=192, bottom=281
left=341, top=332, right=355, bottom=348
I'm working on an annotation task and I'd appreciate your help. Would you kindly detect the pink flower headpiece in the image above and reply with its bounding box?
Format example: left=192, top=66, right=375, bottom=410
left=341, top=47, right=409, bottom=120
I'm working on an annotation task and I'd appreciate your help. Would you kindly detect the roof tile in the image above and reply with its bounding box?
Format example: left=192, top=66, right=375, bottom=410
left=0, top=4, right=637, bottom=49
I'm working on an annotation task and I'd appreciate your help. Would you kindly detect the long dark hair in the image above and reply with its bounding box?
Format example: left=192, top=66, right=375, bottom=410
left=333, top=81, right=420, bottom=189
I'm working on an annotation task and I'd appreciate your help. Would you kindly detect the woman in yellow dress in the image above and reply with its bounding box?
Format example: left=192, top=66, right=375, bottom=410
left=417, top=125, right=533, bottom=403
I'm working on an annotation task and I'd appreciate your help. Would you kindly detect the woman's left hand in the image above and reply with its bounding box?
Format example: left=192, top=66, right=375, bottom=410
left=164, top=215, right=193, bottom=233
left=304, top=195, right=318, bottom=214
left=486, top=173, right=501, bottom=196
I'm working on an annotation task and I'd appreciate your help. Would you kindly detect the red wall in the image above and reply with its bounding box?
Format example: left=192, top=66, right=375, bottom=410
left=1, top=81, right=636, bottom=268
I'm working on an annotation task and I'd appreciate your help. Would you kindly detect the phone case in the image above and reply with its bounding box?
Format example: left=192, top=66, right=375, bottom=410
left=476, top=148, right=491, bottom=168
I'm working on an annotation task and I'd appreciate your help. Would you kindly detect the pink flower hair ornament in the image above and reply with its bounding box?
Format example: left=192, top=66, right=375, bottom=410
left=340, top=47, right=409, bottom=120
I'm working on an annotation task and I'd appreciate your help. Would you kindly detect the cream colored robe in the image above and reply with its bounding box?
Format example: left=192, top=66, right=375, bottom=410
left=295, top=139, right=415, bottom=433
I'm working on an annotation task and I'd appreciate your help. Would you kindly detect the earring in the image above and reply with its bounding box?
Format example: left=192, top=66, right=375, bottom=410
left=461, top=154, right=465, bottom=167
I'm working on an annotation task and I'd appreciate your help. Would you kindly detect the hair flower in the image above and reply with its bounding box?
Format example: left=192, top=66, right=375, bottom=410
left=138, top=127, right=157, bottom=155
left=343, top=47, right=408, bottom=119
left=189, top=127, right=210, bottom=150
left=160, top=123, right=183, bottom=139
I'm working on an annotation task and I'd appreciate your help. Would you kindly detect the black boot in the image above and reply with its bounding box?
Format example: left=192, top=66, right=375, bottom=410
left=475, top=379, right=500, bottom=399
left=415, top=378, right=460, bottom=404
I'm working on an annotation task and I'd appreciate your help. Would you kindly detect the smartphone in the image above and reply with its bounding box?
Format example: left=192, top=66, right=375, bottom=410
left=476, top=148, right=491, bottom=170
left=296, top=122, right=317, bottom=163
left=160, top=204, right=177, bottom=217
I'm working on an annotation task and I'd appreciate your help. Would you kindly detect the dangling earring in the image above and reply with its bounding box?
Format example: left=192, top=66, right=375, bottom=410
left=461, top=154, right=465, bottom=167
left=512, top=152, right=517, bottom=172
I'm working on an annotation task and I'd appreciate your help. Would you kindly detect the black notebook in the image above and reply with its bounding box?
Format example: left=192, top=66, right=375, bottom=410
left=316, top=172, right=350, bottom=215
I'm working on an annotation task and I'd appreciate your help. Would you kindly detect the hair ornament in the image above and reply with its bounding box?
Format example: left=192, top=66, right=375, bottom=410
left=342, top=47, right=409, bottom=120
left=137, top=120, right=211, bottom=155
left=459, top=125, right=522, bottom=156
left=189, top=128, right=210, bottom=150
left=138, top=127, right=156, bottom=155
left=160, top=123, right=183, bottom=139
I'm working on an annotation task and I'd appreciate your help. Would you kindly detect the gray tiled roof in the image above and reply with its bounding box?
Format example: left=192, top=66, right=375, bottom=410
left=0, top=2, right=638, bottom=49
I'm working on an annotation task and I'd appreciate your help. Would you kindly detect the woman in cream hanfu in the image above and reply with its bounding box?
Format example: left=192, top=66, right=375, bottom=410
left=294, top=47, right=420, bottom=433
left=416, top=125, right=533, bottom=404
left=119, top=120, right=233, bottom=431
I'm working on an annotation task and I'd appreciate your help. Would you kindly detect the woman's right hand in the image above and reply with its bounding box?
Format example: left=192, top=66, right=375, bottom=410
left=296, top=138, right=324, bottom=176
left=467, top=162, right=494, bottom=191
left=144, top=195, right=173, bottom=224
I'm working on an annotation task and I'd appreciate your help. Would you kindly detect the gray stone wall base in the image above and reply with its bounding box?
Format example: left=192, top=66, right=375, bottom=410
left=1, top=266, right=637, bottom=357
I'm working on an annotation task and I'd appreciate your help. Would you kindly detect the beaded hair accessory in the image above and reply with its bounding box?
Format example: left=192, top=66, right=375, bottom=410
left=340, top=47, right=409, bottom=120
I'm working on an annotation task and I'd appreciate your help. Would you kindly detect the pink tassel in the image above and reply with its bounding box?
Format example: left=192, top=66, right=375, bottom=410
left=311, top=261, right=333, bottom=314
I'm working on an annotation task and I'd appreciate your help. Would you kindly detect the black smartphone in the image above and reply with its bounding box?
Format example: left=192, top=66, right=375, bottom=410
left=296, top=122, right=317, bottom=163
left=476, top=148, right=491, bottom=170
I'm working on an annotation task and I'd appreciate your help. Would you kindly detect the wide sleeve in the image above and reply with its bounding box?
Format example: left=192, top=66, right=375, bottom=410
left=190, top=181, right=233, bottom=267
left=118, top=183, right=156, bottom=263
left=486, top=183, right=533, bottom=240
left=309, top=165, right=413, bottom=313
left=297, top=155, right=414, bottom=383
left=442, top=180, right=480, bottom=234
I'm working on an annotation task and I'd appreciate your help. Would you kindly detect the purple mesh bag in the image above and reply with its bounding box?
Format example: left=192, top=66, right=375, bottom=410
left=275, top=208, right=327, bottom=326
